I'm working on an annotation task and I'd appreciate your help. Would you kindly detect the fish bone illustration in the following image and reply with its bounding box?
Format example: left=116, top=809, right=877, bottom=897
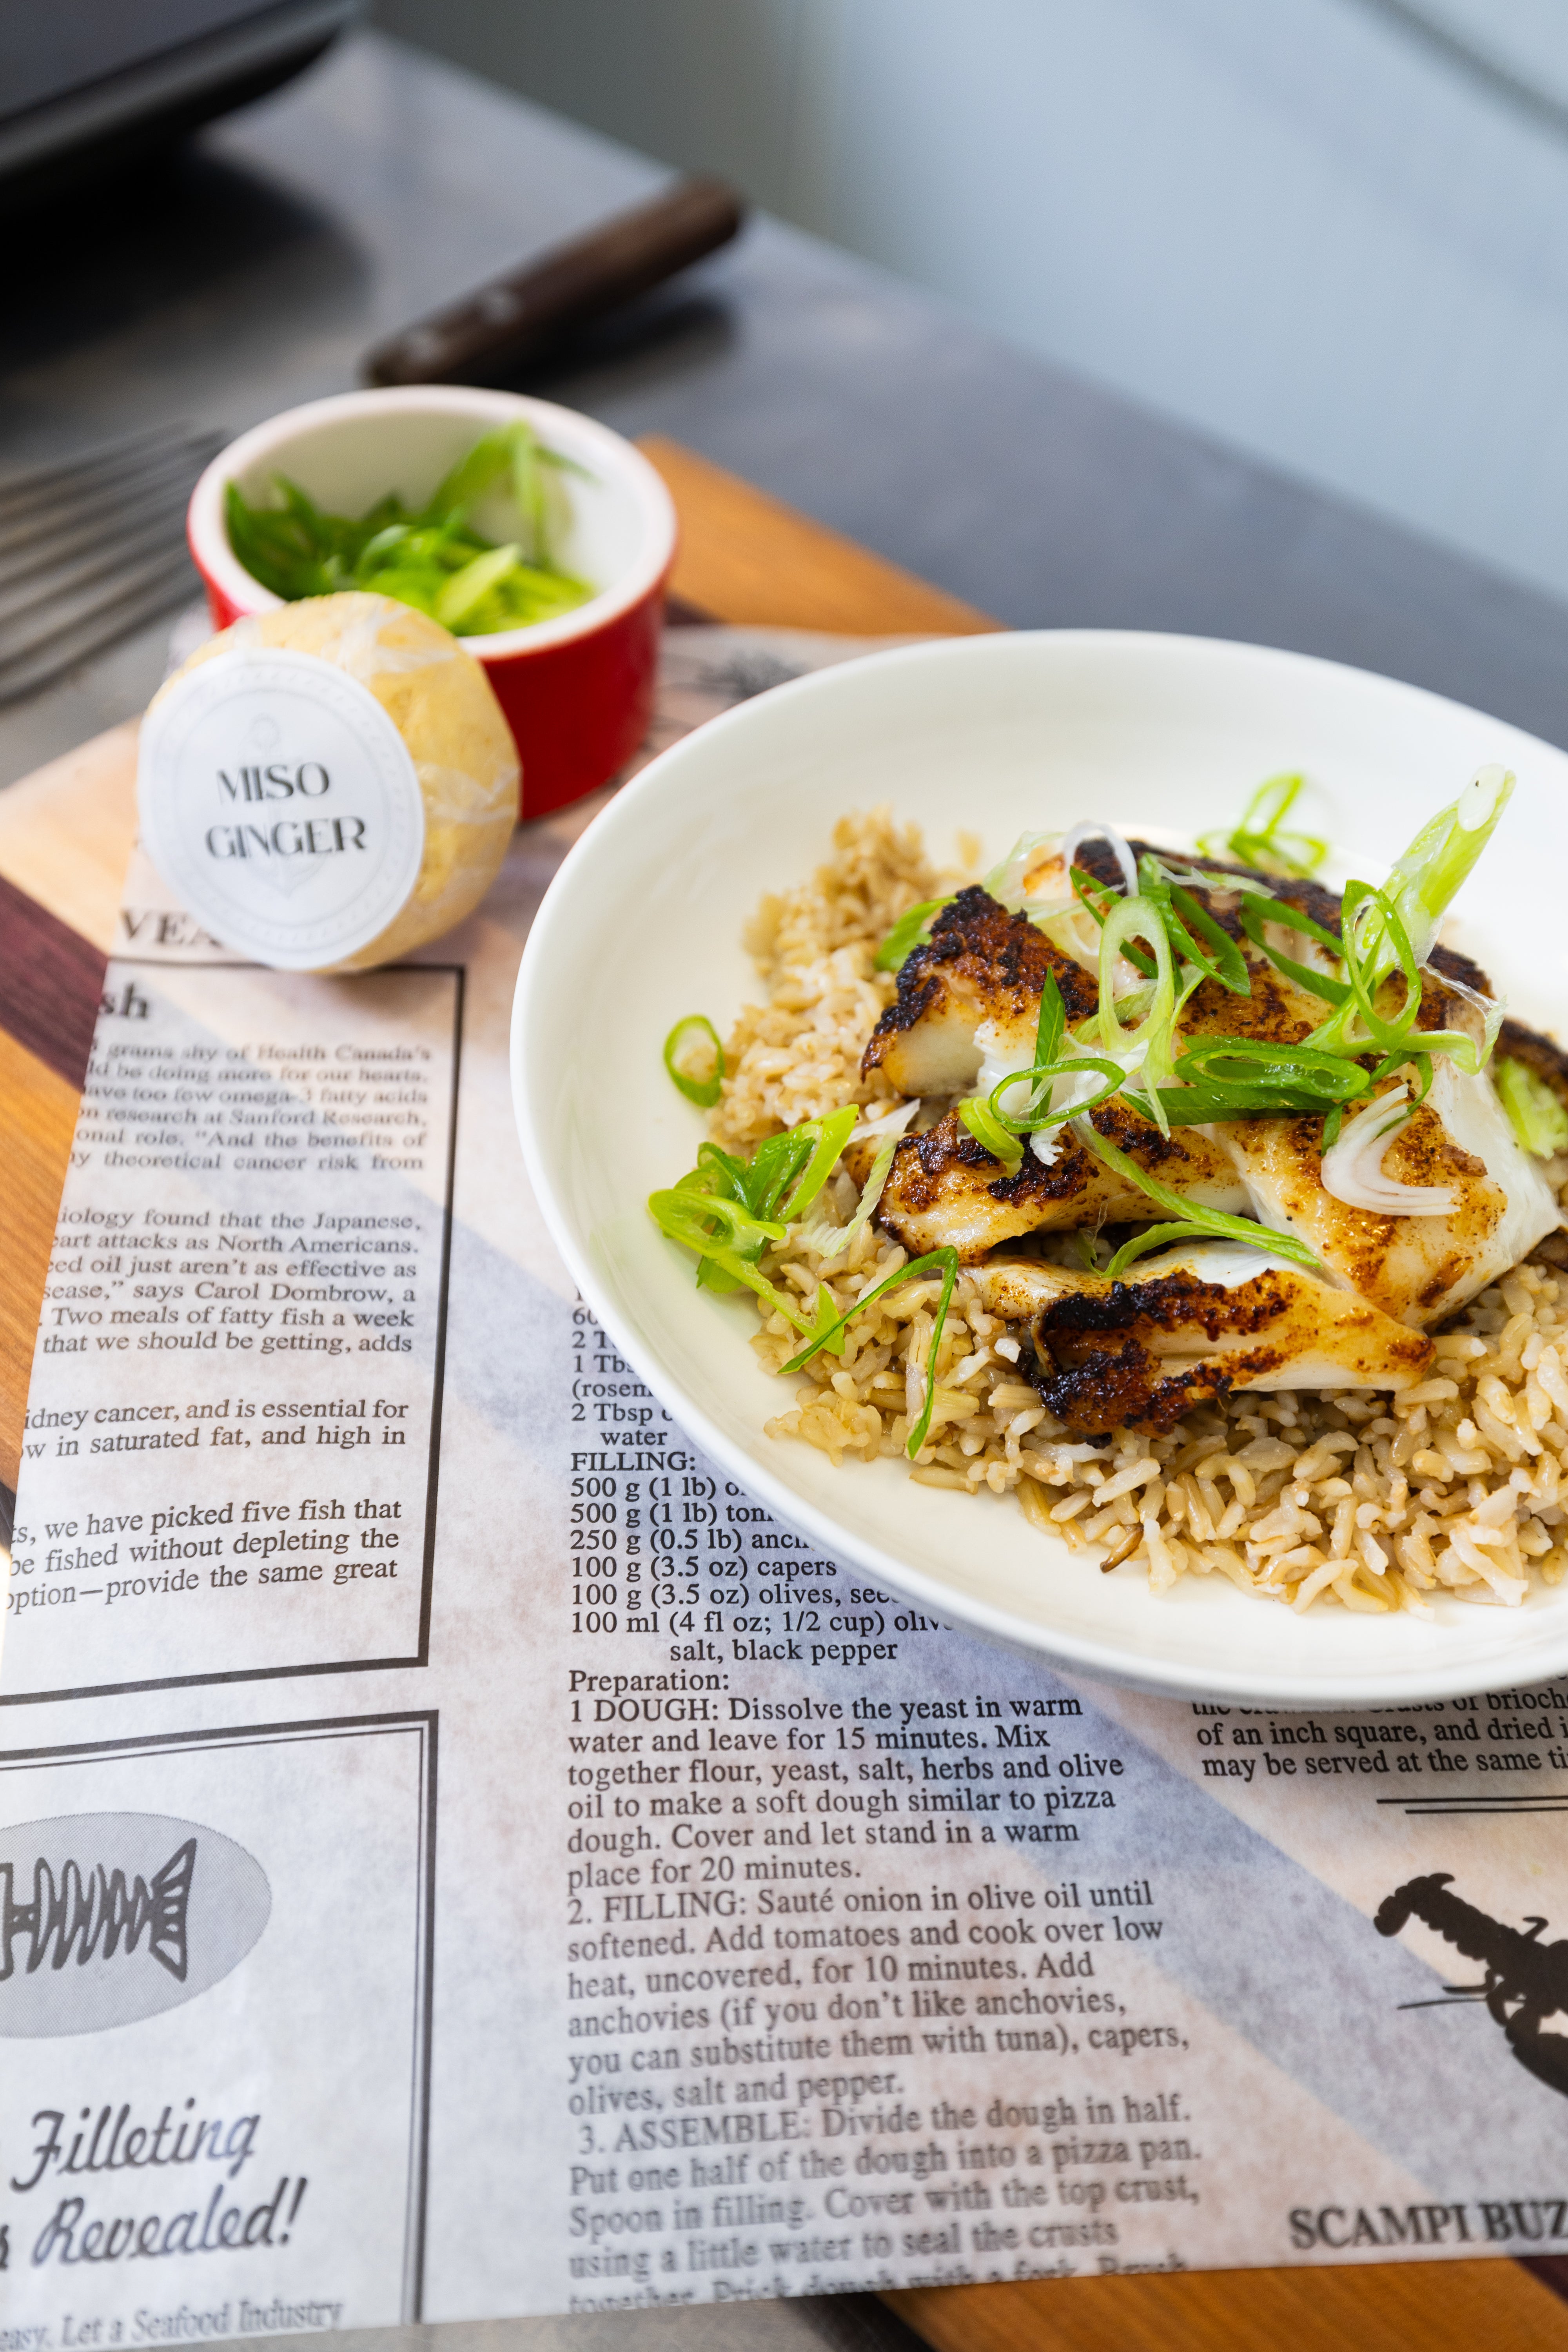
left=0, top=1836, right=194, bottom=1982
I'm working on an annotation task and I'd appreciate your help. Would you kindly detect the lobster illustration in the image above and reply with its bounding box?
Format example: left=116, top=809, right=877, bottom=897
left=1376, top=1872, right=1568, bottom=2099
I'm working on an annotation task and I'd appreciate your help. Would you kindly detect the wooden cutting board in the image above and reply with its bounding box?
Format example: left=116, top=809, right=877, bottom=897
left=0, top=435, right=1563, bottom=2352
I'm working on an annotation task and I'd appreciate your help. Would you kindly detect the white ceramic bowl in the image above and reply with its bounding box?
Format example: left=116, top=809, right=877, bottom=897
left=512, top=630, right=1568, bottom=1705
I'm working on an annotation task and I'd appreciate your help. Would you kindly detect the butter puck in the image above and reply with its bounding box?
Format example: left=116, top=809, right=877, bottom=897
left=138, top=592, right=519, bottom=971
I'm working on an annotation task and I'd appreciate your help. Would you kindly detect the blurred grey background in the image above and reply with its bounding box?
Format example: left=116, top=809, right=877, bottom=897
left=369, top=0, right=1568, bottom=605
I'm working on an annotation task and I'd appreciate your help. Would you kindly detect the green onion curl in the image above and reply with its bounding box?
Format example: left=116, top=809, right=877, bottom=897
left=1383, top=765, right=1514, bottom=974
left=1071, top=865, right=1157, bottom=976
left=663, top=1015, right=726, bottom=1107
left=823, top=1117, right=913, bottom=1260
left=780, top=1248, right=962, bottom=1459
left=1103, top=1221, right=1228, bottom=1280
left=958, top=977, right=1124, bottom=1163
left=1236, top=892, right=1349, bottom=1006
left=1198, top=773, right=1328, bottom=878
left=1331, top=880, right=1425, bottom=1054
left=989, top=1053, right=1124, bottom=1138
left=1165, top=1037, right=1372, bottom=1118
left=1137, top=857, right=1251, bottom=995
left=1097, top=892, right=1188, bottom=1128
left=1074, top=1119, right=1322, bottom=1273
left=957, top=1093, right=1024, bottom=1169
left=1238, top=882, right=1491, bottom=1081
left=646, top=1187, right=810, bottom=1327
left=874, top=897, right=953, bottom=972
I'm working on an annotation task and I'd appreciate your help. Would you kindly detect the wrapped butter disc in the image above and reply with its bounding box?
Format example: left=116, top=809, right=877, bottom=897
left=138, top=592, right=519, bottom=972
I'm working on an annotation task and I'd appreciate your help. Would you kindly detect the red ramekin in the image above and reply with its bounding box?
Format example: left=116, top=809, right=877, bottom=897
left=186, top=387, right=677, bottom=818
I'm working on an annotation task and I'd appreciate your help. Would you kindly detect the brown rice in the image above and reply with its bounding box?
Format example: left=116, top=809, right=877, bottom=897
left=711, top=809, right=1568, bottom=1615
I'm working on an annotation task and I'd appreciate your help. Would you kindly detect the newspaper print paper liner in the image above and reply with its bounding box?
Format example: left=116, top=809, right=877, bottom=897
left=513, top=629, right=1568, bottom=1707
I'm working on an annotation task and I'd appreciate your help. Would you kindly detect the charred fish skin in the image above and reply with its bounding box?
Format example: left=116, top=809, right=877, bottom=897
left=976, top=1250, right=1432, bottom=1437
left=862, top=886, right=1097, bottom=1099
left=874, top=1098, right=1247, bottom=1263
left=1499, top=1014, right=1568, bottom=1117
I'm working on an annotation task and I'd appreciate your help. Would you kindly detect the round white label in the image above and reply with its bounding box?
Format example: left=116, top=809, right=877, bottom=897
left=136, top=645, right=426, bottom=968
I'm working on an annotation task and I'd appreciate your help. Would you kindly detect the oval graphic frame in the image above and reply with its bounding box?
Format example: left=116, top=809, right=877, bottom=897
left=0, top=1811, right=271, bottom=2038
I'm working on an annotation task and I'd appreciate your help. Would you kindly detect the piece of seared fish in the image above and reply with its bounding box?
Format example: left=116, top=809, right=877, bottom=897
left=864, top=885, right=1099, bottom=1098
left=975, top=1246, right=1433, bottom=1436
left=1071, top=840, right=1558, bottom=1323
left=861, top=886, right=1247, bottom=1260
left=1182, top=909, right=1556, bottom=1330
left=1222, top=1058, right=1557, bottom=1328
left=865, top=1100, right=1247, bottom=1263
left=872, top=855, right=1559, bottom=1321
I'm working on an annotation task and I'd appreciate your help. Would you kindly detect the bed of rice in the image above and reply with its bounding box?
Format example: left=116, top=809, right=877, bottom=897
left=711, top=808, right=1568, bottom=1616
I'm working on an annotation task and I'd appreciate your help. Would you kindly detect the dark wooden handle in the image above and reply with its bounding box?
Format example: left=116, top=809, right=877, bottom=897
left=363, top=176, right=746, bottom=387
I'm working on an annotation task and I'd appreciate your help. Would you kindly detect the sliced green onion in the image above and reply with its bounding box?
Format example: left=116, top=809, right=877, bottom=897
left=1314, top=880, right=1422, bottom=1057
left=874, top=897, right=952, bottom=971
left=1236, top=892, right=1349, bottom=1006
left=650, top=1158, right=841, bottom=1352
left=1103, top=1222, right=1224, bottom=1280
left=649, top=1187, right=783, bottom=1256
left=1132, top=856, right=1251, bottom=996
left=1383, top=765, right=1515, bottom=975
left=1238, top=882, right=1489, bottom=1084
left=434, top=543, right=523, bottom=630
left=957, top=1093, right=1024, bottom=1169
left=1166, top=882, right=1252, bottom=995
left=776, top=1106, right=860, bottom=1224
left=1075, top=1119, right=1322, bottom=1272
left=647, top=1188, right=812, bottom=1331
left=1098, top=893, right=1183, bottom=1126
left=652, top=1109, right=858, bottom=1341
left=223, top=420, right=594, bottom=637
left=980, top=976, right=1125, bottom=1144
left=739, top=1130, right=813, bottom=1221
left=1497, top=1058, right=1568, bottom=1158
left=662, top=1015, right=726, bottom=1107
left=990, top=1053, right=1124, bottom=1135
left=1172, top=1037, right=1371, bottom=1110
left=1198, top=773, right=1328, bottom=878
left=1292, top=772, right=1513, bottom=1063
left=1071, top=865, right=1157, bottom=976
left=780, top=1248, right=962, bottom=1458
left=831, top=1123, right=910, bottom=1258
left=1035, top=971, right=1066, bottom=1068
left=804, top=1280, right=848, bottom=1358
left=1099, top=893, right=1175, bottom=1050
